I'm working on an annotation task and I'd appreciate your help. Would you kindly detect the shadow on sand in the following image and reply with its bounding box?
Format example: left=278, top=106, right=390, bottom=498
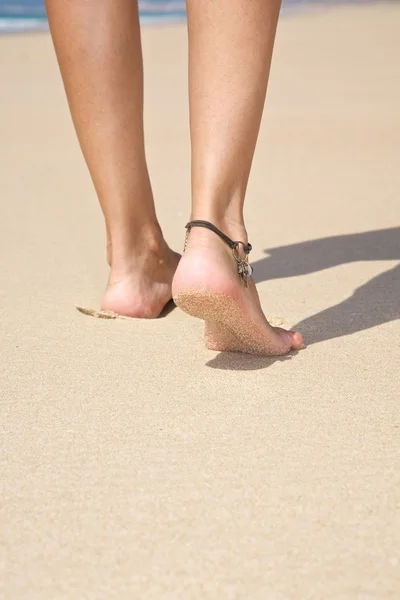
left=207, top=227, right=400, bottom=371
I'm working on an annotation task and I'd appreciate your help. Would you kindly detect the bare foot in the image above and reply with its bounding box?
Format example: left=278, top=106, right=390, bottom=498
left=172, top=226, right=304, bottom=355
left=102, top=237, right=180, bottom=319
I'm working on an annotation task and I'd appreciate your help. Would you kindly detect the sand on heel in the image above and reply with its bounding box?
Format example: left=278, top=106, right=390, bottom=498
left=173, top=290, right=288, bottom=356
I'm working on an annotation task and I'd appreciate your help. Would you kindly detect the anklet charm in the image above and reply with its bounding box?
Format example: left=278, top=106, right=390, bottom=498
left=184, top=220, right=253, bottom=287
left=233, top=243, right=253, bottom=287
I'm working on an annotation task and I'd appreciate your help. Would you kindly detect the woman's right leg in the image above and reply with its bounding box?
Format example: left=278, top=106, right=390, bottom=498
left=173, top=0, right=303, bottom=355
left=45, top=0, right=179, bottom=317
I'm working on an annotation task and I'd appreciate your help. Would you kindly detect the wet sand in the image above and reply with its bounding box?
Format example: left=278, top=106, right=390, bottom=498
left=1, top=4, right=400, bottom=598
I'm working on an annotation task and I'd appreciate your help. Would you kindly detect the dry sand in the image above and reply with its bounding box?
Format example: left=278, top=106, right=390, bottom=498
left=1, top=4, right=400, bottom=598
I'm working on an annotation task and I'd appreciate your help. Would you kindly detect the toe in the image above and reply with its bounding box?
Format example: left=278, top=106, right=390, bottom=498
left=290, top=331, right=305, bottom=350
left=273, top=328, right=304, bottom=354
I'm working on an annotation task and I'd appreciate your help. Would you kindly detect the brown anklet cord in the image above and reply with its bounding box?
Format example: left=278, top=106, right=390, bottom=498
left=185, top=220, right=252, bottom=254
left=184, top=220, right=253, bottom=286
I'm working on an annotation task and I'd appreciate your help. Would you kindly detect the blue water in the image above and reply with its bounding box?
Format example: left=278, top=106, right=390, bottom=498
left=0, top=1, right=187, bottom=32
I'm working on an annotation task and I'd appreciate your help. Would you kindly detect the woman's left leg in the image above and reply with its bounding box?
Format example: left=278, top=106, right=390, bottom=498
left=45, top=0, right=179, bottom=318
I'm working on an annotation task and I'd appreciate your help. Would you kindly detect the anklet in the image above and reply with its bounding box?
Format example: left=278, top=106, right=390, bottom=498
left=184, top=220, right=253, bottom=287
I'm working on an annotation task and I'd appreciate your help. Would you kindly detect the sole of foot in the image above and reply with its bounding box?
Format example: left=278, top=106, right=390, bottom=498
left=172, top=229, right=304, bottom=356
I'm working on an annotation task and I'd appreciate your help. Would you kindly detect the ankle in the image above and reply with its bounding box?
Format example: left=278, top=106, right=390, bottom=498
left=189, top=213, right=248, bottom=244
left=191, top=184, right=248, bottom=240
left=108, top=223, right=167, bottom=276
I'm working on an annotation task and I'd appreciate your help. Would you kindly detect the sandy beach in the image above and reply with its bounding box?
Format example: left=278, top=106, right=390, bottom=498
left=1, top=3, right=400, bottom=598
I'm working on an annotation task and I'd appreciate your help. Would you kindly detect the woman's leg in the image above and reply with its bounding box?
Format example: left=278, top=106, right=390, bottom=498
left=45, top=0, right=179, bottom=317
left=173, top=0, right=303, bottom=354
